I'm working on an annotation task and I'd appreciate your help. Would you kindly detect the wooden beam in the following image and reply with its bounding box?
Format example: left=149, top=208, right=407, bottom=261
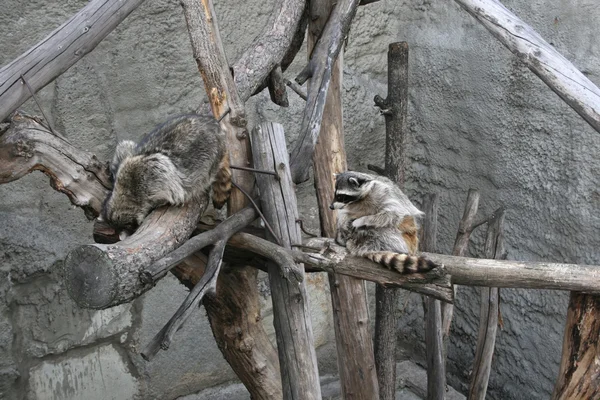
left=251, top=122, right=321, bottom=399
left=454, top=0, right=600, bottom=134
left=424, top=253, right=600, bottom=294
left=0, top=0, right=146, bottom=123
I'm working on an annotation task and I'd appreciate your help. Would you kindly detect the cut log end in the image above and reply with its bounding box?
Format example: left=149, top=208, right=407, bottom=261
left=64, top=244, right=119, bottom=309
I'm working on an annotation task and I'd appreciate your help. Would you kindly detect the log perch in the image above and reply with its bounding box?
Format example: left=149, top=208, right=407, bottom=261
left=64, top=197, right=208, bottom=309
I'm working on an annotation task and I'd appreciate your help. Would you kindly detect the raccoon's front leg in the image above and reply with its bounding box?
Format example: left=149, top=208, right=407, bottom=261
left=352, top=212, right=403, bottom=230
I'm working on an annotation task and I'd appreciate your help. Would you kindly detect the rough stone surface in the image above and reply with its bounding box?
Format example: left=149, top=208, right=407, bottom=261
left=1, top=0, right=599, bottom=399
left=27, top=344, right=139, bottom=400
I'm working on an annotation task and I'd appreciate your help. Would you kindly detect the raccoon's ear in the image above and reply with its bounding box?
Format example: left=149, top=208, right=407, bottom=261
left=111, top=140, right=136, bottom=176
left=349, top=176, right=369, bottom=187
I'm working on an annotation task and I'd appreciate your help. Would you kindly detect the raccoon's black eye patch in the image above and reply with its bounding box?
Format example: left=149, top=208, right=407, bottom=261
left=335, top=194, right=358, bottom=203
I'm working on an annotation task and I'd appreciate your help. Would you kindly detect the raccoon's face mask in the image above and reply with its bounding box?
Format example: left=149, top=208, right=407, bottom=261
left=329, top=174, right=370, bottom=210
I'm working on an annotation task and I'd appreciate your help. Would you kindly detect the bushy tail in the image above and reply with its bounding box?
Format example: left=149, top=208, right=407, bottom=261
left=212, top=151, right=232, bottom=209
left=364, top=251, right=438, bottom=274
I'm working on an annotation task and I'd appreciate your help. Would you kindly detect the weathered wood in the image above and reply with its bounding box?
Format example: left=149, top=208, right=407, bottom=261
left=454, top=0, right=600, bottom=134
left=374, top=41, right=410, bottom=400
left=468, top=208, right=505, bottom=400
left=420, top=194, right=446, bottom=400
left=0, top=0, right=146, bottom=123
left=443, top=189, right=481, bottom=336
left=552, top=293, right=600, bottom=400
left=306, top=0, right=380, bottom=396
left=180, top=1, right=282, bottom=398
left=141, top=206, right=258, bottom=284
left=0, top=112, right=110, bottom=220
left=423, top=252, right=600, bottom=294
left=267, top=65, right=289, bottom=107
left=232, top=0, right=306, bottom=102
left=251, top=123, right=321, bottom=399
left=141, top=238, right=227, bottom=361
left=289, top=0, right=361, bottom=183
left=64, top=198, right=207, bottom=309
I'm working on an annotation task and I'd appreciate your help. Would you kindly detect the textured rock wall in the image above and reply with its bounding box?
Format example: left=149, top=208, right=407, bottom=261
left=1, top=0, right=599, bottom=399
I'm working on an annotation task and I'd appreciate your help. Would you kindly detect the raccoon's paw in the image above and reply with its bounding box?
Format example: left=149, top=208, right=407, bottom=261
left=351, top=217, right=370, bottom=230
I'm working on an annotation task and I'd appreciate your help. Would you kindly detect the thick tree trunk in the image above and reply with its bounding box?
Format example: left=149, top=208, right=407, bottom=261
left=251, top=122, right=321, bottom=399
left=308, top=2, right=380, bottom=397
left=551, top=293, right=600, bottom=400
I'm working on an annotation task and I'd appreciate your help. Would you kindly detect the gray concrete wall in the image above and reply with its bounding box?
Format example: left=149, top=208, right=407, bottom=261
left=1, top=0, right=598, bottom=399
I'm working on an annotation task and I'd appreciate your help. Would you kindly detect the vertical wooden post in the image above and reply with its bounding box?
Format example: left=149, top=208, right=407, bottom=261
left=468, top=208, right=505, bottom=400
left=420, top=193, right=446, bottom=400
left=251, top=122, right=321, bottom=400
left=373, top=41, right=410, bottom=400
left=180, top=0, right=282, bottom=398
left=552, top=293, right=600, bottom=399
left=310, top=1, right=380, bottom=398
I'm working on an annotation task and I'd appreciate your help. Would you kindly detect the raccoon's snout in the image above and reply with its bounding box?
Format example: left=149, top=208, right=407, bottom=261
left=329, top=203, right=335, bottom=210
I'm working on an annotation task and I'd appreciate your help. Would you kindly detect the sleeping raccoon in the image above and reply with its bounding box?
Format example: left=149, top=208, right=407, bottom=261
left=330, top=171, right=437, bottom=274
left=101, top=113, right=231, bottom=232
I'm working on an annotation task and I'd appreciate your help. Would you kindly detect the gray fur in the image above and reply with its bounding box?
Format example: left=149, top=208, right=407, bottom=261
left=102, top=113, right=227, bottom=231
left=331, top=171, right=422, bottom=257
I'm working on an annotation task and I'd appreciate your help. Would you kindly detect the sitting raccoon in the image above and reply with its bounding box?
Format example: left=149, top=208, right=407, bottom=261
left=102, top=113, right=232, bottom=232
left=330, top=171, right=437, bottom=274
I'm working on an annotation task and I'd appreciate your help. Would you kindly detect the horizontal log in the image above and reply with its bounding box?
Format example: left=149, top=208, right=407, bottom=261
left=64, top=199, right=207, bottom=309
left=0, top=0, right=146, bottom=122
left=424, top=252, right=600, bottom=294
left=454, top=0, right=600, bottom=134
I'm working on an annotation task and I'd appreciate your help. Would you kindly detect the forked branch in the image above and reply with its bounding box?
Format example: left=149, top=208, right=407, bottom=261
left=289, top=0, right=361, bottom=183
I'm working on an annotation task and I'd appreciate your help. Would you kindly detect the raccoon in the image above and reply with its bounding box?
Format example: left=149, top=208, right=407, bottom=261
left=330, top=171, right=437, bottom=274
left=102, top=113, right=232, bottom=232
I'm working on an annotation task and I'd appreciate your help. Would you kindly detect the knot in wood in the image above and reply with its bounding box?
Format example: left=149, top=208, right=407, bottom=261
left=15, top=140, right=33, bottom=159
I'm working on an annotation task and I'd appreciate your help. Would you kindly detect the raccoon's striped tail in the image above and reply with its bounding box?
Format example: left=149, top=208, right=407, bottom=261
left=364, top=251, right=438, bottom=274
left=212, top=151, right=232, bottom=209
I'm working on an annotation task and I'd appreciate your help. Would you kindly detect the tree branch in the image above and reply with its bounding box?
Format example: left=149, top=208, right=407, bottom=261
left=0, top=0, right=146, bottom=122
left=0, top=112, right=110, bottom=220
left=454, top=0, right=600, bottom=134
left=233, top=0, right=307, bottom=102
left=289, top=0, right=361, bottom=183
left=141, top=239, right=227, bottom=361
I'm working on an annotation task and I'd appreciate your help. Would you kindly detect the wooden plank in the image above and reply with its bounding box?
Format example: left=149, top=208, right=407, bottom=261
left=454, top=0, right=600, bottom=134
left=251, top=122, right=321, bottom=400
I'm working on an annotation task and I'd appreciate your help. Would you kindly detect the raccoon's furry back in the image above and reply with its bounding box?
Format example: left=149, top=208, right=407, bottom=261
left=102, top=113, right=231, bottom=230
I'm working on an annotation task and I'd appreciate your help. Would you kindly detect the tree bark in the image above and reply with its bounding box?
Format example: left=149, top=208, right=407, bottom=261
left=551, top=293, right=600, bottom=399
left=307, top=0, right=380, bottom=397
left=251, top=122, right=321, bottom=399
left=374, top=41, right=410, bottom=400
left=454, top=0, right=600, bottom=134
left=0, top=0, right=146, bottom=123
